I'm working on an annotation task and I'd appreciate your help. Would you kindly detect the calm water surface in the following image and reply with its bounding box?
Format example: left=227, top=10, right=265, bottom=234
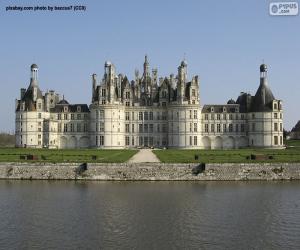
left=0, top=181, right=300, bottom=250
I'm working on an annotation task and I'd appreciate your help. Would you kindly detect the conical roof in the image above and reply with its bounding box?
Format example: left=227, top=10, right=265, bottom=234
left=291, top=121, right=300, bottom=132
left=251, top=77, right=275, bottom=112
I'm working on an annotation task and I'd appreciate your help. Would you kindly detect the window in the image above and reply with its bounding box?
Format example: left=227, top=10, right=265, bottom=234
left=38, top=128, right=41, bottom=132
left=102, top=89, right=106, bottom=97
left=132, top=112, right=135, bottom=120
left=241, top=114, right=245, bottom=119
left=125, top=136, right=130, bottom=146
left=144, top=124, right=148, bottom=133
left=192, top=89, right=196, bottom=97
left=70, top=123, right=74, bottom=132
left=229, top=124, right=233, bottom=132
left=157, top=124, right=160, bottom=132
left=149, top=124, right=153, bottom=133
left=77, top=123, right=81, bottom=132
left=204, top=114, right=208, bottom=120
left=157, top=112, right=160, bottom=120
left=132, top=137, right=134, bottom=146
left=252, top=113, right=255, bottom=119
left=190, top=123, right=193, bottom=132
left=211, top=124, right=215, bottom=132
left=190, top=110, right=192, bottom=119
left=194, top=110, right=197, bottom=119
left=274, top=113, right=278, bottom=119
left=64, top=114, right=68, bottom=120
left=100, top=122, right=104, bottom=132
left=194, top=136, right=197, bottom=146
left=280, top=113, right=282, bottom=119
left=236, top=124, right=239, bottom=132
left=100, top=110, right=104, bottom=119
left=144, top=112, right=148, bottom=120
left=274, top=136, right=278, bottom=145
left=280, top=123, right=282, bottom=132
left=217, top=114, right=221, bottom=120
left=217, top=124, right=221, bottom=132
left=139, top=124, right=143, bottom=133
left=194, top=123, right=197, bottom=132
left=38, top=113, right=42, bottom=119
left=101, top=100, right=106, bottom=105
left=274, top=123, right=278, bottom=131
left=229, top=114, right=233, bottom=120
left=84, top=123, right=87, bottom=132
left=139, top=137, right=143, bottom=146
left=139, top=112, right=143, bottom=120
left=252, top=123, right=255, bottom=132
left=71, top=114, right=74, bottom=120
left=58, top=124, right=62, bottom=132
left=190, top=136, right=192, bottom=146
left=125, top=112, right=130, bottom=121
left=64, top=124, right=68, bottom=132
left=274, top=103, right=278, bottom=110
left=223, top=124, right=227, bottom=132
left=77, top=114, right=81, bottom=120
left=125, top=91, right=130, bottom=99
left=100, top=136, right=104, bottom=145
left=149, top=112, right=153, bottom=120
left=162, top=112, right=167, bottom=120
left=205, top=124, right=209, bottom=133
left=126, top=124, right=130, bottom=133
left=132, top=124, right=135, bottom=133
left=126, top=102, right=130, bottom=106
left=38, top=103, right=42, bottom=109
left=58, top=114, right=61, bottom=120
left=241, top=124, right=245, bottom=132
left=280, top=136, right=283, bottom=145
left=162, top=124, right=167, bottom=133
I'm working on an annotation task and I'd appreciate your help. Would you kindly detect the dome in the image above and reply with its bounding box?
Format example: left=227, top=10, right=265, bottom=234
left=227, top=99, right=236, bottom=104
left=105, top=61, right=112, bottom=67
left=57, top=99, right=69, bottom=105
left=181, top=60, right=187, bottom=67
left=31, top=64, right=38, bottom=70
left=260, top=64, right=267, bottom=72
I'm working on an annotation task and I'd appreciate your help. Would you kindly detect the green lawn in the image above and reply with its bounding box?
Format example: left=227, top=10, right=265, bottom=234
left=0, top=148, right=138, bottom=163
left=154, top=140, right=300, bottom=163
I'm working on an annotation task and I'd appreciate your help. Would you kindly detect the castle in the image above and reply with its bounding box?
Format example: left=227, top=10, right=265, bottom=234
left=15, top=56, right=284, bottom=149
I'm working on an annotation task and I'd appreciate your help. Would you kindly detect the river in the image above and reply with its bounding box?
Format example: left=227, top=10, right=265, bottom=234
left=0, top=181, right=299, bottom=249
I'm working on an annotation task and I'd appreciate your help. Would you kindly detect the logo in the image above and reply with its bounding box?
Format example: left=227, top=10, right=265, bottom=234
left=269, top=2, right=298, bottom=15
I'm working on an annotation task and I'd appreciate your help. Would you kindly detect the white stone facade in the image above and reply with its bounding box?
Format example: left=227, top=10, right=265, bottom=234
left=15, top=58, right=284, bottom=149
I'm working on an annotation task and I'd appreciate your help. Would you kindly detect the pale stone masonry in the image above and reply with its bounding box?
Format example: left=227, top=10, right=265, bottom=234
left=15, top=57, right=283, bottom=149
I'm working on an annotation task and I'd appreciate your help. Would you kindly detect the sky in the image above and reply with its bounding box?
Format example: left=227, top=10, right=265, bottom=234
left=0, top=0, right=299, bottom=132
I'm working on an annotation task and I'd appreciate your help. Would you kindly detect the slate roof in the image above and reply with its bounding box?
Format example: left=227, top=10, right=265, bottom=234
left=251, top=78, right=275, bottom=112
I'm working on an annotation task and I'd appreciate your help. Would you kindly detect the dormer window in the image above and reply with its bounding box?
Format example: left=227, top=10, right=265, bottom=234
left=235, top=107, right=239, bottom=113
left=192, top=89, right=196, bottom=97
left=162, top=91, right=167, bottom=98
left=274, top=103, right=278, bottom=110
left=64, top=106, right=68, bottom=112
left=77, top=106, right=81, bottom=112
left=223, top=107, right=226, bottom=112
left=210, top=107, right=214, bottom=112
left=125, top=91, right=130, bottom=99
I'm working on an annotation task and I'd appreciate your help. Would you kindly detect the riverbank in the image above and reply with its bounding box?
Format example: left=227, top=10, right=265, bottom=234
left=0, top=162, right=300, bottom=181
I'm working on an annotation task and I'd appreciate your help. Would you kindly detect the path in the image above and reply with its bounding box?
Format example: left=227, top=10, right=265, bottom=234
left=127, top=149, right=160, bottom=163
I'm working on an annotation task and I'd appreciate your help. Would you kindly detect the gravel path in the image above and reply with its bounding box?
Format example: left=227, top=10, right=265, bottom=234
left=127, top=149, right=160, bottom=163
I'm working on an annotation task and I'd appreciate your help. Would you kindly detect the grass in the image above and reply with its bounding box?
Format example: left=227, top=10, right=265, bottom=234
left=0, top=148, right=138, bottom=163
left=154, top=140, right=300, bottom=163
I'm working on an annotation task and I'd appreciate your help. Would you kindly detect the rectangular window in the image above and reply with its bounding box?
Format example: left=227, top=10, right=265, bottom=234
left=223, top=124, right=227, bottom=132
left=38, top=113, right=42, bottom=119
left=71, top=114, right=74, bottom=120
left=139, top=124, right=143, bottom=133
left=125, top=112, right=130, bottom=121
left=194, top=123, right=197, bottom=132
left=77, top=114, right=81, bottom=120
left=144, top=124, right=148, bottom=133
left=211, top=124, right=215, bottom=132
left=274, top=136, right=278, bottom=145
left=132, top=137, right=134, bottom=146
left=70, top=123, right=74, bottom=132
left=58, top=124, right=62, bottom=132
left=102, top=89, right=106, bottom=97
left=100, top=122, right=104, bottom=132
left=217, top=114, right=221, bottom=120
left=190, top=110, right=192, bottom=119
left=162, top=124, right=167, bottom=133
left=132, top=112, right=134, bottom=120
left=58, top=114, right=61, bottom=120
left=194, top=136, right=197, bottom=146
left=77, top=123, right=81, bottom=132
left=194, top=110, right=197, bottom=119
left=132, top=124, right=135, bottom=133
left=125, top=124, right=130, bottom=133
left=64, top=114, right=68, bottom=120
left=280, top=123, right=282, bottom=132
left=139, top=112, right=143, bottom=120
left=241, top=124, right=245, bottom=132
left=280, top=136, right=283, bottom=145
left=64, top=124, right=68, bottom=132
left=189, top=136, right=192, bottom=146
left=235, top=124, right=239, bottom=132
left=190, top=123, right=193, bottom=132
left=100, top=136, right=104, bottom=145
left=162, top=112, right=167, bottom=120
left=229, top=124, right=233, bottom=132
left=205, top=124, right=209, bottom=133
left=274, top=123, right=278, bottom=132
left=204, top=114, right=208, bottom=120
left=38, top=103, right=42, bottom=109
left=149, top=124, right=153, bottom=133
left=125, top=92, right=130, bottom=99
left=211, top=114, right=214, bottom=120
left=125, top=102, right=130, bottom=106
left=144, top=112, right=148, bottom=120
left=274, top=113, right=278, bottom=119
left=252, top=123, right=255, bottom=132
left=157, top=124, right=160, bottom=132
left=125, top=136, right=130, bottom=146
left=217, top=124, right=221, bottom=132
left=84, top=123, right=87, bottom=132
left=139, top=136, right=143, bottom=146
left=149, top=112, right=153, bottom=120
left=157, top=112, right=160, bottom=120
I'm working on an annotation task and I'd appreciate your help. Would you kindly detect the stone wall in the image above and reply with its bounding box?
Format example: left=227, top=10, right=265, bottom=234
left=0, top=162, right=300, bottom=181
